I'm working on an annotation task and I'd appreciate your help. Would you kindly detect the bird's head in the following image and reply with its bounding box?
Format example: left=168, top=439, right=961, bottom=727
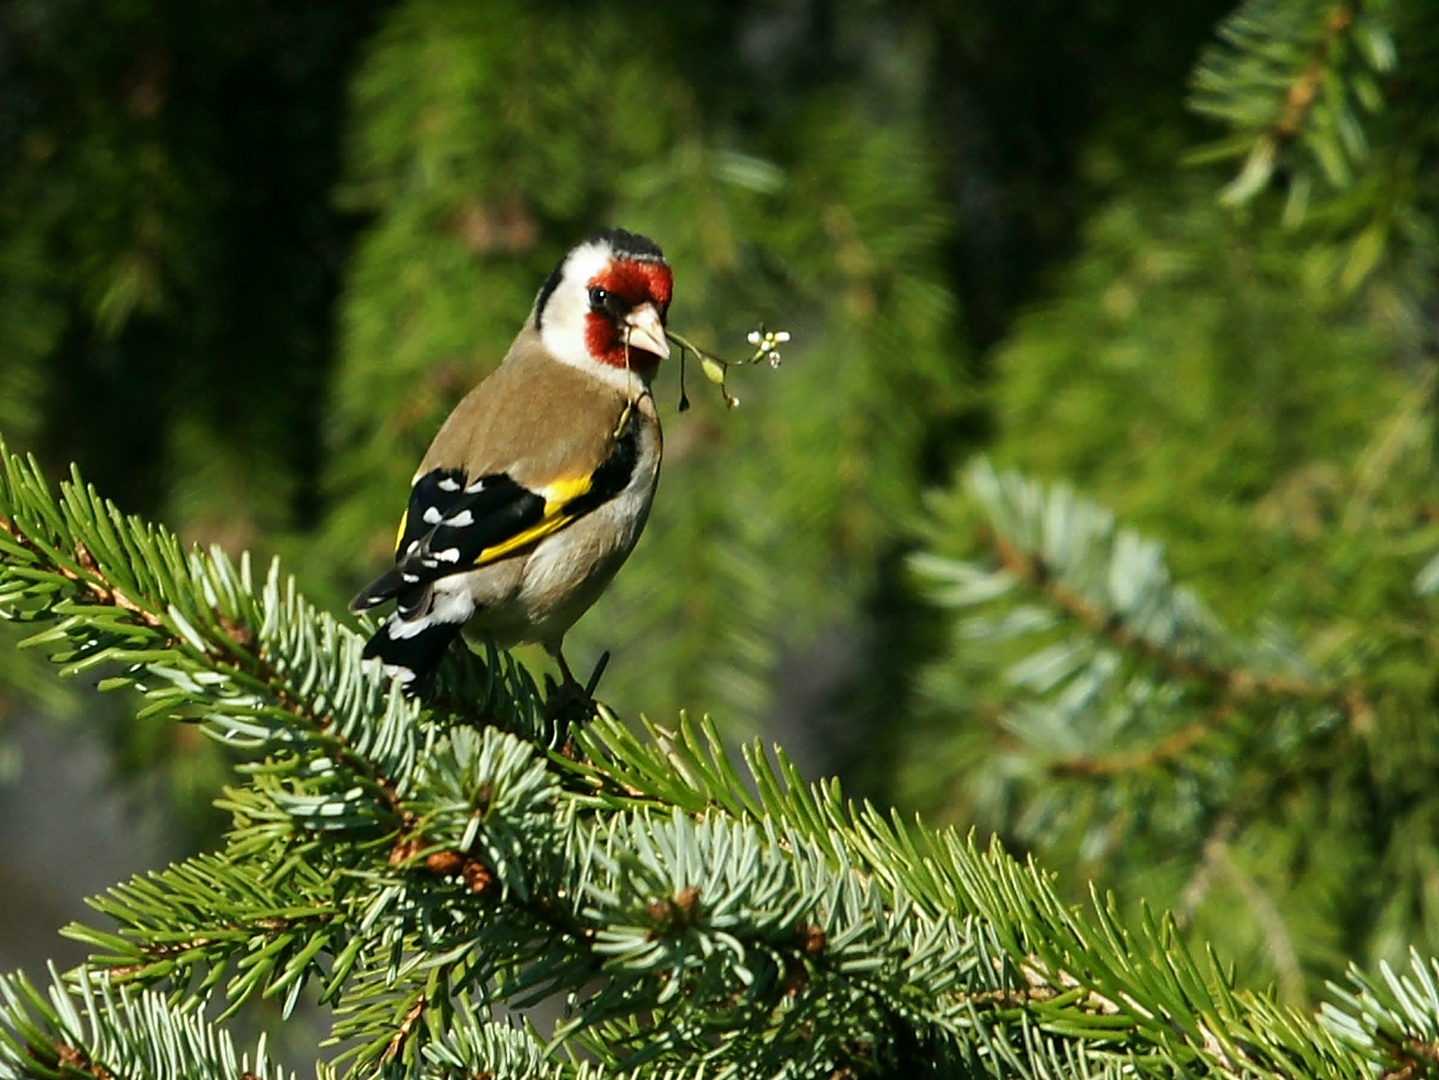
left=535, top=229, right=673, bottom=387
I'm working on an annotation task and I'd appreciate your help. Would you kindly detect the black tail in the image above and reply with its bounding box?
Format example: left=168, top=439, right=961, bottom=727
left=350, top=566, right=406, bottom=614
left=363, top=614, right=463, bottom=694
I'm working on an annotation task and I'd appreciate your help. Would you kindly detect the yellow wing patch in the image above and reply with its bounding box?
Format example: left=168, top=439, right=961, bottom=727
left=540, top=475, right=594, bottom=506
left=467, top=475, right=595, bottom=568
left=393, top=509, right=409, bottom=554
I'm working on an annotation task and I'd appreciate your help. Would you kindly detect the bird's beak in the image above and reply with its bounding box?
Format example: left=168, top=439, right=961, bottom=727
left=623, top=303, right=670, bottom=361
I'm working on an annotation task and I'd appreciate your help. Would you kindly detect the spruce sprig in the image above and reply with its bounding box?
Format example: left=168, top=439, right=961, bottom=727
left=0, top=436, right=1434, bottom=1077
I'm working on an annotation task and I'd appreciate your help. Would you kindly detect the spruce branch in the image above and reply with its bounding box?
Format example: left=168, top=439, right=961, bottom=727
left=0, top=968, right=291, bottom=1080
left=1182, top=0, right=1432, bottom=293
left=982, top=524, right=1364, bottom=721
left=0, top=444, right=417, bottom=775
left=1323, top=950, right=1439, bottom=1079
left=60, top=851, right=348, bottom=1018
left=419, top=1011, right=580, bottom=1079
left=1043, top=715, right=1221, bottom=778
left=0, top=435, right=545, bottom=814
left=912, top=459, right=1369, bottom=785
left=2, top=437, right=1438, bottom=1077
left=1188, top=0, right=1395, bottom=207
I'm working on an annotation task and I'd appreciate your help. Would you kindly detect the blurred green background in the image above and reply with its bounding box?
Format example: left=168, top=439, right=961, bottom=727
left=2, top=0, right=1437, bottom=1014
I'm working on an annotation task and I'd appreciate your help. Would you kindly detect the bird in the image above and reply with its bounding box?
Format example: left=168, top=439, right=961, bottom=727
left=350, top=228, right=672, bottom=693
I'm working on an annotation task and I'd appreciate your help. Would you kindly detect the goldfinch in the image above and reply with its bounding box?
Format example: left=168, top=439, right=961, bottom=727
left=351, top=228, right=672, bottom=691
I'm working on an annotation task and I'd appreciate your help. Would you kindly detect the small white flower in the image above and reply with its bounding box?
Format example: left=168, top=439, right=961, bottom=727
left=747, top=330, right=762, bottom=346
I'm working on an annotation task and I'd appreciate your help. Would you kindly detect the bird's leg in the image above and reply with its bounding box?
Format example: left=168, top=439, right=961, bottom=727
left=554, top=646, right=581, bottom=690
left=544, top=639, right=601, bottom=724
left=584, top=650, right=611, bottom=697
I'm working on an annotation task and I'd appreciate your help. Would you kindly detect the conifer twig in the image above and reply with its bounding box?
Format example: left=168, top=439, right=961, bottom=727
left=1270, top=5, right=1354, bottom=144
left=3, top=439, right=1436, bottom=1078
left=1046, top=718, right=1217, bottom=778
left=985, top=528, right=1371, bottom=722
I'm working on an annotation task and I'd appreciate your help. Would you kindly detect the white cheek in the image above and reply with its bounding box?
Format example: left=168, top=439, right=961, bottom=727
left=541, top=307, right=650, bottom=395
left=539, top=292, right=593, bottom=369
left=538, top=242, right=657, bottom=394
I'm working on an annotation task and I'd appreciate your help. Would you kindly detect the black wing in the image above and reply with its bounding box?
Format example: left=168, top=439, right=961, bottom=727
left=349, top=468, right=545, bottom=614
left=349, top=422, right=641, bottom=616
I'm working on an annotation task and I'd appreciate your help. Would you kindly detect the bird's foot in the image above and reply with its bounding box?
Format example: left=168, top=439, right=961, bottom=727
left=543, top=650, right=610, bottom=727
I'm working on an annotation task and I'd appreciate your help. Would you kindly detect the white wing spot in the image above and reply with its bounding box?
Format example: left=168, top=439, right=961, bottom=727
left=437, top=477, right=462, bottom=492
left=422, top=506, right=443, bottom=525
left=465, top=479, right=487, bottom=494
left=435, top=548, right=462, bottom=563
left=383, top=662, right=418, bottom=684
left=388, top=615, right=434, bottom=640
left=447, top=510, right=474, bottom=527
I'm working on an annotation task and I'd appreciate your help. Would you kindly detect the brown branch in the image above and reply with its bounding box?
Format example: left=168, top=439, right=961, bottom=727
left=1174, top=813, right=1242, bottom=929
left=106, top=909, right=339, bottom=981
left=383, top=994, right=426, bottom=1063
left=71, top=541, right=165, bottom=629
left=50, top=1043, right=114, bottom=1080
left=0, top=518, right=166, bottom=631
left=1405, top=1038, right=1439, bottom=1068
left=1272, top=5, right=1354, bottom=143
left=1049, top=720, right=1217, bottom=779
left=1379, top=1036, right=1439, bottom=1079
left=5, top=507, right=411, bottom=826
left=952, top=985, right=1058, bottom=1009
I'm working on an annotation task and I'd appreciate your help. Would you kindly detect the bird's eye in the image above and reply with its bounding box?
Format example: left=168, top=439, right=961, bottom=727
left=588, top=287, right=611, bottom=310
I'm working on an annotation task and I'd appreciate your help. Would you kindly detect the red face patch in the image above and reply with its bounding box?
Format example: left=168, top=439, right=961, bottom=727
left=591, top=259, right=673, bottom=309
left=584, top=258, right=674, bottom=371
